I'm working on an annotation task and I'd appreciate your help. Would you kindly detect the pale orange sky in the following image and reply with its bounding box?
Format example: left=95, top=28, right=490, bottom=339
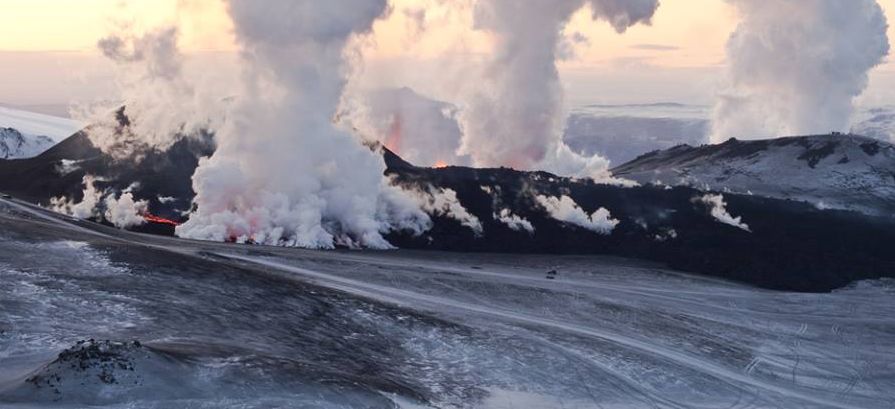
left=2, top=0, right=892, bottom=69
left=2, top=0, right=895, bottom=109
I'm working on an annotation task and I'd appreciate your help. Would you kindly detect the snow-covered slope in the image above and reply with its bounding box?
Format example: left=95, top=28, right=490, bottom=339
left=0, top=127, right=55, bottom=159
left=612, top=134, right=895, bottom=216
left=0, top=106, right=81, bottom=141
left=0, top=106, right=82, bottom=159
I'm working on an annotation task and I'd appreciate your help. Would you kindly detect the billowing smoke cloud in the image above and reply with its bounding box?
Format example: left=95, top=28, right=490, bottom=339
left=414, top=187, right=483, bottom=234
left=696, top=194, right=750, bottom=232
left=176, top=0, right=432, bottom=249
left=536, top=194, right=618, bottom=234
left=104, top=192, right=149, bottom=229
left=458, top=0, right=659, bottom=178
left=712, top=0, right=890, bottom=142
left=495, top=209, right=534, bottom=233
left=78, top=26, right=224, bottom=160
left=51, top=176, right=104, bottom=220
left=50, top=176, right=148, bottom=229
left=340, top=87, right=471, bottom=167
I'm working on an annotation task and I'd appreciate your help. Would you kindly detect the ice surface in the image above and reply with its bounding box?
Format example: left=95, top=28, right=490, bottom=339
left=0, top=197, right=893, bottom=408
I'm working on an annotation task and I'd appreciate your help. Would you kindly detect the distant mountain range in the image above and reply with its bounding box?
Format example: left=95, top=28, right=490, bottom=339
left=613, top=134, right=895, bottom=216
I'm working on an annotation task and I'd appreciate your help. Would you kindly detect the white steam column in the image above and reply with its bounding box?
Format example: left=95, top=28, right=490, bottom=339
left=458, top=0, right=660, bottom=179
left=177, top=0, right=431, bottom=249
left=712, top=0, right=890, bottom=142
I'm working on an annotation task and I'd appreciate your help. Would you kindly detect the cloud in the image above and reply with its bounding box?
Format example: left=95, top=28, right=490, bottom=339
left=104, top=192, right=149, bottom=229
left=712, top=0, right=890, bottom=142
left=76, top=26, right=227, bottom=161
left=495, top=208, right=534, bottom=233
left=176, top=0, right=432, bottom=249
left=457, top=0, right=659, bottom=180
left=339, top=87, right=471, bottom=167
left=413, top=186, right=483, bottom=235
left=696, top=194, right=750, bottom=232
left=50, top=175, right=148, bottom=229
left=536, top=194, right=618, bottom=234
left=51, top=175, right=104, bottom=220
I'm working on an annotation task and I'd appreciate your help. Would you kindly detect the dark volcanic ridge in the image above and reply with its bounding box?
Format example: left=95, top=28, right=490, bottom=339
left=1, top=116, right=895, bottom=292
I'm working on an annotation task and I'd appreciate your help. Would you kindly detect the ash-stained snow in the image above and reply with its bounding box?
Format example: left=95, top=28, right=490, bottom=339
left=1, top=197, right=894, bottom=408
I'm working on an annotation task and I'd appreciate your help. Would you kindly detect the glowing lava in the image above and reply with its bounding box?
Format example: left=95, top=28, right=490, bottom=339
left=433, top=160, right=448, bottom=169
left=143, top=213, right=180, bottom=226
left=385, top=113, right=403, bottom=152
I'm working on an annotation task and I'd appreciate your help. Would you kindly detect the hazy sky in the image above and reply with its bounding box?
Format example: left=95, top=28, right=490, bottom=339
left=1, top=0, right=894, bottom=110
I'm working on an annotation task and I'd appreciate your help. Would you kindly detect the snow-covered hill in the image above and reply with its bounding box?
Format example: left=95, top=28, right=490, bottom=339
left=0, top=106, right=81, bottom=159
left=0, top=127, right=54, bottom=159
left=612, top=134, right=895, bottom=216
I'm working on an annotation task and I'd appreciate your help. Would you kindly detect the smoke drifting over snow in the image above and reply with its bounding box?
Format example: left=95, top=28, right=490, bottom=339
left=696, top=194, right=751, bottom=232
left=536, top=195, right=618, bottom=235
left=459, top=0, right=659, bottom=179
left=50, top=176, right=148, bottom=229
left=176, top=0, right=432, bottom=249
left=712, top=0, right=890, bottom=142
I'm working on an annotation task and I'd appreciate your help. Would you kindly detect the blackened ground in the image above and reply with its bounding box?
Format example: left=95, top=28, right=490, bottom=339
left=2, top=197, right=895, bottom=408
left=1, top=120, right=894, bottom=292
left=384, top=149, right=895, bottom=292
left=0, top=108, right=212, bottom=222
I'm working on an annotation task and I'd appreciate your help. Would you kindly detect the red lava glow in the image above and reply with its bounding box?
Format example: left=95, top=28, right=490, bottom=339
left=143, top=213, right=180, bottom=226
left=384, top=113, right=403, bottom=152
left=433, top=160, right=448, bottom=169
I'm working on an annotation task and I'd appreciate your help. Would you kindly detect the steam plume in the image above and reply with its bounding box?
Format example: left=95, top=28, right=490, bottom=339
left=81, top=26, right=223, bottom=160
left=696, top=194, right=750, bottom=232
left=459, top=0, right=659, bottom=178
left=176, top=0, right=431, bottom=249
left=495, top=209, right=535, bottom=233
left=414, top=187, right=483, bottom=234
left=712, top=0, right=890, bottom=142
left=536, top=195, right=618, bottom=234
left=50, top=176, right=148, bottom=229
left=341, top=87, right=470, bottom=167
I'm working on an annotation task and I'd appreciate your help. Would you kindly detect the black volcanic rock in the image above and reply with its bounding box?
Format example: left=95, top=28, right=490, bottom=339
left=2, top=123, right=895, bottom=292
left=0, top=110, right=213, bottom=221
left=383, top=156, right=895, bottom=292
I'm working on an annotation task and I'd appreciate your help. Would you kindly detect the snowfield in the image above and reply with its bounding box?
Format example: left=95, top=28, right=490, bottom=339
left=613, top=134, right=895, bottom=216
left=0, top=107, right=81, bottom=159
left=0, top=107, right=81, bottom=142
left=0, top=197, right=893, bottom=408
